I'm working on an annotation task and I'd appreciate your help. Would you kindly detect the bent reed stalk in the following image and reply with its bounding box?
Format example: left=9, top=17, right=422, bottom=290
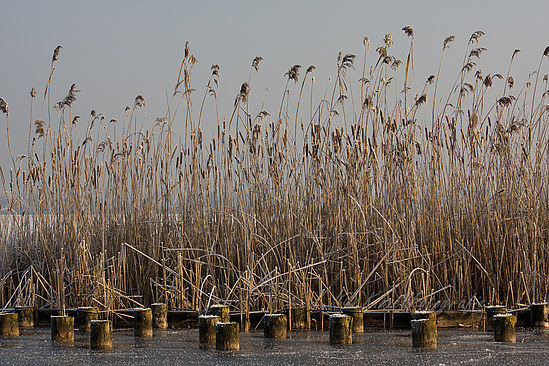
left=1, top=30, right=549, bottom=320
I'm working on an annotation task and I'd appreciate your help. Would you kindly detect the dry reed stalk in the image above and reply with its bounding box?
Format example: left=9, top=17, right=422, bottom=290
left=1, top=31, right=548, bottom=315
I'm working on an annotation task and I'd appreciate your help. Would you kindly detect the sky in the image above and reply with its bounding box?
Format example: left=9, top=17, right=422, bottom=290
left=0, top=0, right=548, bottom=168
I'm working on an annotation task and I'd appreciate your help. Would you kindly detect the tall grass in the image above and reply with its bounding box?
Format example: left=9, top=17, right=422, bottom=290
left=1, top=29, right=549, bottom=324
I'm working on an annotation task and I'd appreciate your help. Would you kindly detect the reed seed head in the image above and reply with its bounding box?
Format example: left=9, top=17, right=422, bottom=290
left=0, top=97, right=8, bottom=115
left=134, top=95, right=146, bottom=108
left=484, top=74, right=493, bottom=88
left=443, top=35, right=455, bottom=49
left=235, top=82, right=250, bottom=105
left=469, top=30, right=485, bottom=44
left=252, top=56, right=263, bottom=71
left=184, top=41, right=190, bottom=60
left=35, top=119, right=44, bottom=137
left=415, top=94, right=427, bottom=106
left=384, top=33, right=394, bottom=47
left=402, top=26, right=414, bottom=38
left=363, top=36, right=370, bottom=49
left=52, top=45, right=62, bottom=64
left=497, top=96, right=515, bottom=107
left=285, top=65, right=301, bottom=83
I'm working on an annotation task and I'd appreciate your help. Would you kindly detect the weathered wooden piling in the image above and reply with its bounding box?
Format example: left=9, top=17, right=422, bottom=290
left=485, top=306, right=507, bottom=331
left=90, top=320, right=112, bottom=350
left=530, top=303, right=549, bottom=328
left=51, top=315, right=74, bottom=343
left=76, top=307, right=99, bottom=333
left=216, top=322, right=239, bottom=351
left=342, top=307, right=363, bottom=333
left=412, top=310, right=437, bottom=322
left=198, top=315, right=220, bottom=344
left=287, top=307, right=307, bottom=330
left=151, top=303, right=168, bottom=329
left=263, top=314, right=287, bottom=339
left=329, top=314, right=352, bottom=344
left=207, top=305, right=230, bottom=323
left=411, top=318, right=437, bottom=349
left=493, top=313, right=516, bottom=342
left=15, top=306, right=34, bottom=328
left=0, top=312, right=19, bottom=337
left=133, top=308, right=153, bottom=337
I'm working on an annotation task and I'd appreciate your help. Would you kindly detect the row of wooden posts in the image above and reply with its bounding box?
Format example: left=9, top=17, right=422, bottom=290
left=1, top=303, right=548, bottom=351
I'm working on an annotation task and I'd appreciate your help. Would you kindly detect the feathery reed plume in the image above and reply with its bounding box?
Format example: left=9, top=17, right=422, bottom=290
left=469, top=30, right=485, bottom=44
left=285, top=64, right=301, bottom=83
left=402, top=25, right=414, bottom=38
left=252, top=56, right=263, bottom=72
left=340, top=54, right=356, bottom=69
left=484, top=74, right=493, bottom=88
left=184, top=41, right=190, bottom=60
left=497, top=96, right=515, bottom=107
left=0, top=97, right=8, bottom=115
left=52, top=45, right=62, bottom=65
left=34, top=119, right=45, bottom=138
left=236, top=82, right=250, bottom=105
left=134, top=95, right=146, bottom=108
left=377, top=45, right=387, bottom=58
left=384, top=33, right=394, bottom=47
left=54, top=83, right=80, bottom=111
left=255, top=110, right=271, bottom=121
left=443, top=35, right=455, bottom=49
left=415, top=94, right=428, bottom=106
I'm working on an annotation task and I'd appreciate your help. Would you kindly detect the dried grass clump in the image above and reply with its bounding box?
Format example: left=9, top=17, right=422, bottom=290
left=1, top=35, right=549, bottom=325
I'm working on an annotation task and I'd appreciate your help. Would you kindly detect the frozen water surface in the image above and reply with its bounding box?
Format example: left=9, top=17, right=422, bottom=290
left=1, top=328, right=549, bottom=366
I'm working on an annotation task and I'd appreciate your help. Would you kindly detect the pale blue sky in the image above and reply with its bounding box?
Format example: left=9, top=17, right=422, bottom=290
left=1, top=0, right=548, bottom=165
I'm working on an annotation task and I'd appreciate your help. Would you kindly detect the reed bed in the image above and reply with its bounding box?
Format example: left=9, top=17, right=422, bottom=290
left=1, top=29, right=549, bottom=322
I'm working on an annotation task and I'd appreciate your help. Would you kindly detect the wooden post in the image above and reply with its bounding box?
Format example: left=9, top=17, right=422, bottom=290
left=0, top=313, right=19, bottom=337
left=493, top=314, right=516, bottom=342
left=90, top=320, right=112, bottom=350
left=412, top=310, right=437, bottom=322
left=411, top=318, right=437, bottom=349
left=485, top=305, right=507, bottom=332
left=15, top=306, right=34, bottom=328
left=343, top=307, right=363, bottom=333
left=329, top=314, right=352, bottom=344
left=216, top=322, right=239, bottom=351
left=207, top=305, right=230, bottom=323
left=199, top=315, right=220, bottom=345
left=530, top=303, right=549, bottom=328
left=51, top=315, right=74, bottom=343
left=133, top=308, right=153, bottom=337
left=151, top=303, right=168, bottom=329
left=264, top=314, right=287, bottom=339
left=76, top=307, right=99, bottom=333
